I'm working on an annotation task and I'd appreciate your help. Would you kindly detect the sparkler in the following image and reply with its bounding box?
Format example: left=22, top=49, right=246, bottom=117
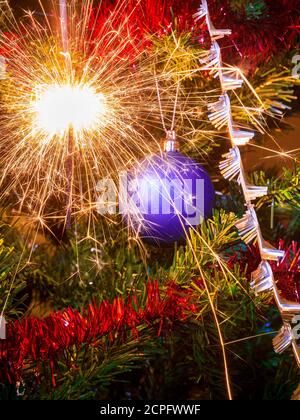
left=0, top=0, right=167, bottom=236
left=57, top=1, right=89, bottom=228
left=60, top=0, right=73, bottom=229
left=34, top=81, right=107, bottom=226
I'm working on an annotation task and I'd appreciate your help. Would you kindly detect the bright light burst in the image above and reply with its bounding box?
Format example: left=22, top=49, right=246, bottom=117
left=33, top=84, right=107, bottom=135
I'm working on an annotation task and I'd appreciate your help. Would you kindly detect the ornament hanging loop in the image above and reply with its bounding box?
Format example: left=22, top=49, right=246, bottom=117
left=154, top=68, right=181, bottom=151
left=164, top=130, right=179, bottom=152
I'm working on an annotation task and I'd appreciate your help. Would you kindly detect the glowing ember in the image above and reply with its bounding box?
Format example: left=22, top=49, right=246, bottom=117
left=33, top=84, right=107, bottom=135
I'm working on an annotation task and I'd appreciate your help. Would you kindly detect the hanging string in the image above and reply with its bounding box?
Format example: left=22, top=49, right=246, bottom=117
left=155, top=75, right=167, bottom=133
left=155, top=72, right=181, bottom=134
left=171, top=81, right=181, bottom=131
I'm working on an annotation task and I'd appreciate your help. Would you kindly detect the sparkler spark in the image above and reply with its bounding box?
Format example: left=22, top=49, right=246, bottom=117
left=33, top=84, right=107, bottom=136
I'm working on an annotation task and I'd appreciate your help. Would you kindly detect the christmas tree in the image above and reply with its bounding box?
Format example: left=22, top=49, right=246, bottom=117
left=0, top=0, right=300, bottom=401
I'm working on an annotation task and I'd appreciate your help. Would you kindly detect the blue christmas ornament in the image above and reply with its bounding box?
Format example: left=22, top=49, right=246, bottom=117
left=122, top=132, right=215, bottom=245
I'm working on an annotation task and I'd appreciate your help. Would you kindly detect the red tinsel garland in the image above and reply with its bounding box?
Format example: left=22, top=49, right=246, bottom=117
left=206, top=0, right=300, bottom=68
left=275, top=241, right=300, bottom=303
left=87, top=0, right=199, bottom=60
left=2, top=1, right=298, bottom=70
left=89, top=0, right=300, bottom=68
left=1, top=242, right=300, bottom=386
left=228, top=241, right=300, bottom=303
left=0, top=281, right=197, bottom=386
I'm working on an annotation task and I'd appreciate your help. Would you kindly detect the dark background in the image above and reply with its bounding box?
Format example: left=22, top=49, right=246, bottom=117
left=10, top=0, right=44, bottom=13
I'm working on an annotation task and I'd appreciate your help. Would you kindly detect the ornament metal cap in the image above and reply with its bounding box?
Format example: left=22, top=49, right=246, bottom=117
left=164, top=130, right=179, bottom=152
